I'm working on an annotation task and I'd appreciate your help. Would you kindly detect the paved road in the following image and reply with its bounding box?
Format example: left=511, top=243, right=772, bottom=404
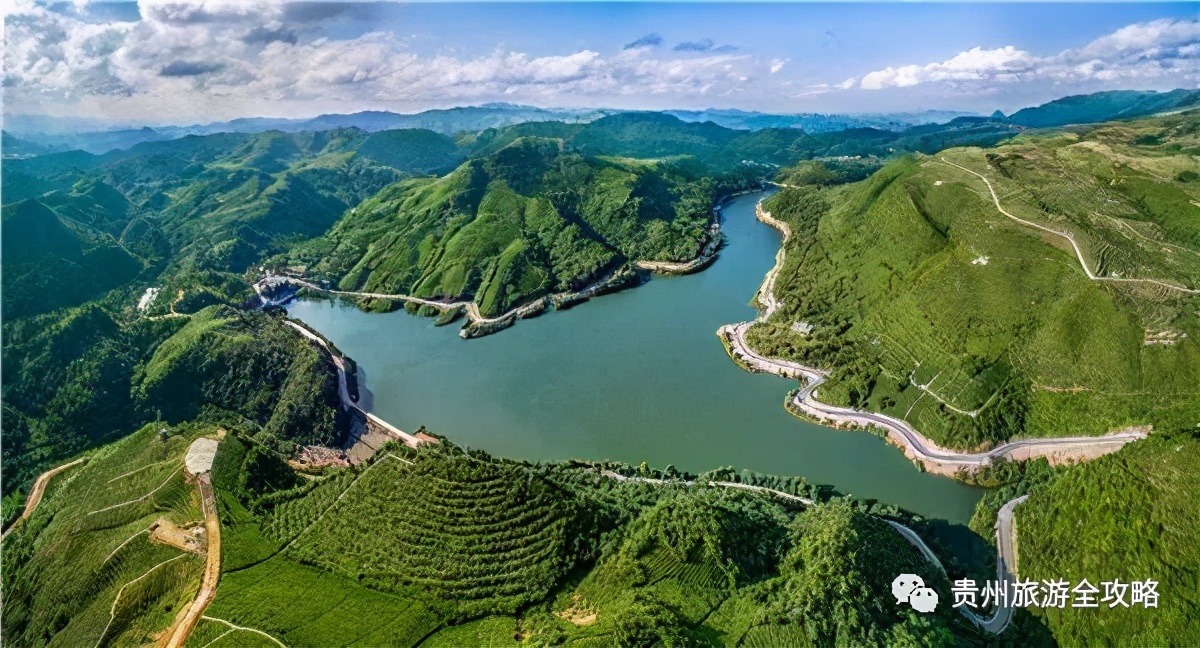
left=981, top=494, right=1029, bottom=633
left=1, top=457, right=88, bottom=539
left=258, top=268, right=624, bottom=336
left=282, top=320, right=430, bottom=450
left=718, top=198, right=1147, bottom=472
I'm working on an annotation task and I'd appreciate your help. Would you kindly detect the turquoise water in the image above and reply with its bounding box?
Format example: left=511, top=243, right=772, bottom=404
left=288, top=194, right=982, bottom=524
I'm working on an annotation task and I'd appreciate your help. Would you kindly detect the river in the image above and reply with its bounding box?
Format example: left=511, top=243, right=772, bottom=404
left=288, top=194, right=982, bottom=524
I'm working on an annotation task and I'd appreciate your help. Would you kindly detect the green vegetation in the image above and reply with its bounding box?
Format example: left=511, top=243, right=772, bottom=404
left=15, top=418, right=1195, bottom=647
left=6, top=94, right=1200, bottom=647
left=183, top=440, right=981, bottom=647
left=1005, top=89, right=1200, bottom=129
left=135, top=306, right=345, bottom=449
left=1, top=424, right=210, bottom=647
left=749, top=111, right=1200, bottom=449
left=286, top=137, right=727, bottom=315
left=1, top=303, right=344, bottom=495
left=969, top=430, right=1200, bottom=646
left=1014, top=432, right=1200, bottom=645
left=2, top=199, right=142, bottom=320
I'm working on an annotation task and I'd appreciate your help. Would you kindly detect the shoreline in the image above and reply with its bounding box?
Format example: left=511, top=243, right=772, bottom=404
left=717, top=197, right=1147, bottom=477
left=257, top=264, right=640, bottom=340
left=258, top=190, right=764, bottom=336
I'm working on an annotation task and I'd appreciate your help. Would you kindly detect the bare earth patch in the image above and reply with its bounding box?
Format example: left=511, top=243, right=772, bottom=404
left=557, top=594, right=598, bottom=626
left=149, top=518, right=205, bottom=554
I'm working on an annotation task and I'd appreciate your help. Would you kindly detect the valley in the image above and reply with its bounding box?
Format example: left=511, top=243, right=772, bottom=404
left=4, top=87, right=1199, bottom=646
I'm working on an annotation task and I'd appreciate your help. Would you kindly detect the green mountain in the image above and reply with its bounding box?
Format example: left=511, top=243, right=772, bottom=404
left=1, top=425, right=212, bottom=647
left=2, top=431, right=975, bottom=647
left=1, top=200, right=143, bottom=320
left=969, top=428, right=1200, bottom=646
left=1, top=305, right=344, bottom=496
left=288, top=137, right=722, bottom=316
left=1006, top=89, right=1200, bottom=129
left=747, top=110, right=1200, bottom=450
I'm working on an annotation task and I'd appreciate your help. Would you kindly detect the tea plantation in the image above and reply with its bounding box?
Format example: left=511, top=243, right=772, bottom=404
left=748, top=111, right=1200, bottom=450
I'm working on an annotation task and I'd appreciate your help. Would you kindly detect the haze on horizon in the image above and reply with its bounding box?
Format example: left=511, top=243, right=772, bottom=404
left=4, top=0, right=1198, bottom=127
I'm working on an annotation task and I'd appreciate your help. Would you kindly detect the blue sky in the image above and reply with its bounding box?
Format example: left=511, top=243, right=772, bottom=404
left=5, top=2, right=1198, bottom=123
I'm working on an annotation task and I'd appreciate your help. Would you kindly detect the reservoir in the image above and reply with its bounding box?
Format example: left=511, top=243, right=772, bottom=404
left=288, top=194, right=982, bottom=524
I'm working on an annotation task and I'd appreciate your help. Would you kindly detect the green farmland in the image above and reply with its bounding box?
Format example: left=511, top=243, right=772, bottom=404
left=749, top=111, right=1200, bottom=450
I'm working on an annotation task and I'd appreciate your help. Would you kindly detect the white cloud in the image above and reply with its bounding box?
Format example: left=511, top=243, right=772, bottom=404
left=854, top=19, right=1199, bottom=91
left=2, top=0, right=773, bottom=121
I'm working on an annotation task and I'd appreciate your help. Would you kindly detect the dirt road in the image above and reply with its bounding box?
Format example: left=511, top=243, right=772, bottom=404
left=2, top=457, right=88, bottom=538
left=161, top=473, right=220, bottom=648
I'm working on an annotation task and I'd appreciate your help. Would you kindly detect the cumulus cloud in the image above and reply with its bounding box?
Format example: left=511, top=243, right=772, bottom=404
left=623, top=33, right=662, bottom=50
left=853, top=18, right=1199, bottom=91
left=860, top=45, right=1036, bottom=89
left=2, top=2, right=772, bottom=120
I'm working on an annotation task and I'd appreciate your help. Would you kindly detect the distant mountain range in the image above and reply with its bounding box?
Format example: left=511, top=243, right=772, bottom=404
left=3, top=103, right=980, bottom=156
left=4, top=89, right=1198, bottom=157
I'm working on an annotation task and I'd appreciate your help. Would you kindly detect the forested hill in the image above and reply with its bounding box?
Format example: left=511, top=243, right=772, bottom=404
left=283, top=137, right=727, bottom=316
left=1, top=305, right=345, bottom=497
left=748, top=110, right=1200, bottom=451
left=3, top=431, right=979, bottom=647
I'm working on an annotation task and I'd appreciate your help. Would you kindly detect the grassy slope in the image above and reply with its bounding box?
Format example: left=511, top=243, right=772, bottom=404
left=1013, top=432, right=1200, bottom=645
left=135, top=306, right=344, bottom=448
left=750, top=112, right=1200, bottom=450
left=1, top=304, right=343, bottom=502
left=196, top=442, right=972, bottom=648
left=1, top=425, right=213, bottom=647
left=1, top=199, right=143, bottom=320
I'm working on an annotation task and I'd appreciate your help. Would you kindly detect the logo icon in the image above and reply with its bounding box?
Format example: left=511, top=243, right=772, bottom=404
left=892, top=574, right=939, bottom=613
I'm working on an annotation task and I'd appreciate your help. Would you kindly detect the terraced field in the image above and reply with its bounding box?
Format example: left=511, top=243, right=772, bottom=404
left=749, top=111, right=1200, bottom=450
left=1, top=425, right=210, bottom=647
left=282, top=450, right=585, bottom=618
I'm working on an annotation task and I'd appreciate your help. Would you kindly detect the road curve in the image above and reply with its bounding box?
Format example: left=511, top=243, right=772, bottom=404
left=939, top=157, right=1199, bottom=295
left=282, top=320, right=432, bottom=450
left=602, top=470, right=1026, bottom=634
left=718, top=198, right=1147, bottom=474
left=258, top=267, right=627, bottom=338
left=1, top=457, right=88, bottom=539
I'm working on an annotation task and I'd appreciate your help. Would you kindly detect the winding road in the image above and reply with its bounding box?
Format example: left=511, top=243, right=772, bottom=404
left=939, top=157, right=1199, bottom=295
left=258, top=267, right=627, bottom=338
left=601, top=470, right=1026, bottom=634
left=1, top=457, right=88, bottom=539
left=718, top=198, right=1147, bottom=475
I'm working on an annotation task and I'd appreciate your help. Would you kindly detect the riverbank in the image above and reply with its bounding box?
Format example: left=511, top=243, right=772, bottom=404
left=258, top=263, right=645, bottom=340
left=718, top=198, right=1147, bottom=478
left=285, top=193, right=985, bottom=523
